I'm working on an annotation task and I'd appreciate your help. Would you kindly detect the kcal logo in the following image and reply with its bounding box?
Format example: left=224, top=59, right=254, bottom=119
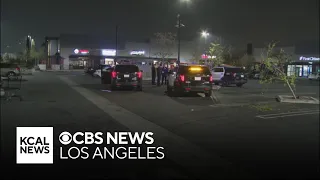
left=16, top=127, right=53, bottom=164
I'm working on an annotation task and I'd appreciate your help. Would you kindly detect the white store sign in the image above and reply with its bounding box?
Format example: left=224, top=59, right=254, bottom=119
left=102, top=49, right=116, bottom=56
left=299, top=56, right=320, bottom=61
left=130, top=50, right=145, bottom=55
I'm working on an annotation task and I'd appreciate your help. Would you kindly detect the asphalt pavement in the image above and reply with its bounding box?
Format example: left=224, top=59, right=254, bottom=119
left=1, top=71, right=319, bottom=180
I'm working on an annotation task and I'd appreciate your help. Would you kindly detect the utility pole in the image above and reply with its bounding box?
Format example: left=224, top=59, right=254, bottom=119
left=115, top=25, right=118, bottom=56
left=176, top=14, right=184, bottom=66
left=115, top=25, right=119, bottom=65
left=177, top=14, right=181, bottom=65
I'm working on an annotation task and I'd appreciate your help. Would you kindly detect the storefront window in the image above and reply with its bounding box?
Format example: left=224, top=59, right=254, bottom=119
left=287, top=65, right=295, bottom=76
left=303, top=65, right=308, bottom=77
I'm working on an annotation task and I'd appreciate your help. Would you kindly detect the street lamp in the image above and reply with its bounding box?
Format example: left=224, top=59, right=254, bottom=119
left=201, top=31, right=209, bottom=44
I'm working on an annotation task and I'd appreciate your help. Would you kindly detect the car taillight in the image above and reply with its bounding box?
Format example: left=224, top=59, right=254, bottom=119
left=136, top=72, right=142, bottom=78
left=209, top=75, right=213, bottom=82
left=111, top=71, right=117, bottom=78
left=16, top=67, right=20, bottom=71
left=179, top=75, right=185, bottom=82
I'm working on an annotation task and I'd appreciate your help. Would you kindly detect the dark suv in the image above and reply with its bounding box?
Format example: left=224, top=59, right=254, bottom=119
left=167, top=64, right=213, bottom=97
left=110, top=64, right=142, bottom=91
left=222, top=67, right=248, bottom=87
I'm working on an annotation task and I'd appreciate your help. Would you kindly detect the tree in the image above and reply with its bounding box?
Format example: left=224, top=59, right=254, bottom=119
left=190, top=45, right=203, bottom=64
left=239, top=53, right=256, bottom=71
left=27, top=46, right=46, bottom=67
left=223, top=45, right=236, bottom=66
left=207, top=40, right=228, bottom=67
left=153, top=32, right=176, bottom=62
left=259, top=41, right=297, bottom=99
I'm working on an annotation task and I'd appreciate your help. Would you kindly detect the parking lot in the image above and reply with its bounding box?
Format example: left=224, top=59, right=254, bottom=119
left=2, top=71, right=319, bottom=179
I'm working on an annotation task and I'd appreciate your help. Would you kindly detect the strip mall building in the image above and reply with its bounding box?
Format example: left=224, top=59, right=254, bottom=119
left=252, top=45, right=319, bottom=77
left=42, top=34, right=228, bottom=72
left=43, top=34, right=319, bottom=78
left=42, top=34, right=206, bottom=71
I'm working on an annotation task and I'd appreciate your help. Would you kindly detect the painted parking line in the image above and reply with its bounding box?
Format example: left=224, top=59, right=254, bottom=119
left=59, top=76, right=233, bottom=180
left=256, top=110, right=320, bottom=119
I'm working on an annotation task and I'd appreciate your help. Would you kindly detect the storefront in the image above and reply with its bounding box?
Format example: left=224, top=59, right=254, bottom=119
left=287, top=56, right=320, bottom=77
left=69, top=49, right=90, bottom=69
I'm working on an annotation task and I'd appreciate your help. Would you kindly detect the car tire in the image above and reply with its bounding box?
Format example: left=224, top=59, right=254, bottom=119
left=167, top=84, right=173, bottom=97
left=172, top=86, right=182, bottom=97
left=7, top=72, right=16, bottom=80
left=221, top=81, right=228, bottom=87
left=110, top=85, right=116, bottom=91
left=136, top=86, right=142, bottom=91
left=236, top=83, right=243, bottom=87
left=205, top=90, right=212, bottom=97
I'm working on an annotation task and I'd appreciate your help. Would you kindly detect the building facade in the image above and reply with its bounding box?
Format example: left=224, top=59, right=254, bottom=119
left=43, top=33, right=223, bottom=71
left=251, top=46, right=319, bottom=77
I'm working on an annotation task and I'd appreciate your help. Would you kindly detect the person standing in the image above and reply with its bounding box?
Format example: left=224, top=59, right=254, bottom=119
left=161, top=65, right=168, bottom=85
left=151, top=63, right=156, bottom=85
left=156, top=63, right=162, bottom=86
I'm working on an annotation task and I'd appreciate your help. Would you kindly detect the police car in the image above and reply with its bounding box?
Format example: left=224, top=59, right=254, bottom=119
left=110, top=64, right=143, bottom=91
left=167, top=64, right=213, bottom=97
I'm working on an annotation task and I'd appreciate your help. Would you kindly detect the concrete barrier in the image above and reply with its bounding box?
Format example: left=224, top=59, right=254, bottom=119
left=51, top=64, right=61, bottom=70
left=38, top=64, right=46, bottom=71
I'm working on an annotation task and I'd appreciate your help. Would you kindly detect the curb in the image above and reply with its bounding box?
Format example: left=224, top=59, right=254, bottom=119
left=276, top=95, right=319, bottom=104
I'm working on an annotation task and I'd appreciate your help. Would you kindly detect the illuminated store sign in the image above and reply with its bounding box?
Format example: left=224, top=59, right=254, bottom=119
left=201, top=54, right=216, bottom=59
left=299, top=56, right=320, bottom=61
left=130, top=50, right=145, bottom=55
left=102, top=49, right=116, bottom=56
left=74, top=49, right=89, bottom=54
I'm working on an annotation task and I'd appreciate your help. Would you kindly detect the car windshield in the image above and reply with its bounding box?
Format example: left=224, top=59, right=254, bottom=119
left=115, top=65, right=139, bottom=73
left=225, top=67, right=244, bottom=73
left=213, top=68, right=224, bottom=72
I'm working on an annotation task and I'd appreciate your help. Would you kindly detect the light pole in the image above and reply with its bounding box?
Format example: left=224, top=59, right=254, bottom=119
left=201, top=31, right=210, bottom=66
left=176, top=14, right=184, bottom=66
left=175, top=0, right=189, bottom=66
left=201, top=31, right=209, bottom=45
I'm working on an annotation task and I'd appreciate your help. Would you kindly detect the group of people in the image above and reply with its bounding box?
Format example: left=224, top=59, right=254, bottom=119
left=151, top=63, right=170, bottom=86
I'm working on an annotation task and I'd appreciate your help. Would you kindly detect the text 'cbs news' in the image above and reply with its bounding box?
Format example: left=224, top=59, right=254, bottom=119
left=16, top=127, right=165, bottom=164
left=59, top=131, right=165, bottom=160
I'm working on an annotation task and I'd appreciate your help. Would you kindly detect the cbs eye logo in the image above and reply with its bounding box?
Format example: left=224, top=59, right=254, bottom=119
left=59, top=132, right=72, bottom=145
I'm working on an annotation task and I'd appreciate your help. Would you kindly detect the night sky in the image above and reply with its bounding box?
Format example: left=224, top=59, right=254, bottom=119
left=1, top=0, right=319, bottom=53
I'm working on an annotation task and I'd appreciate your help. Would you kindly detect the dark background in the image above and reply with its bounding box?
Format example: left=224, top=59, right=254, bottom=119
left=1, top=0, right=319, bottom=52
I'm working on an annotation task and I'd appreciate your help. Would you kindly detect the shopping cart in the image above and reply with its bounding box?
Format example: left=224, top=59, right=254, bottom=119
left=0, top=75, right=23, bottom=102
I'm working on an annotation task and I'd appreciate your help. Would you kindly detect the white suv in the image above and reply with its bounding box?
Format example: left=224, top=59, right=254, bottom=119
left=308, top=72, right=320, bottom=80
left=0, top=63, right=21, bottom=78
left=211, top=67, right=225, bottom=84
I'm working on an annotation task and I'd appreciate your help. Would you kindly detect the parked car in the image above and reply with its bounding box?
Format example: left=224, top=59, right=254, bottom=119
left=253, top=73, right=260, bottom=79
left=211, top=66, right=248, bottom=87
left=211, top=67, right=225, bottom=84
left=84, top=67, right=96, bottom=75
left=222, top=67, right=248, bottom=87
left=0, top=63, right=21, bottom=79
left=93, top=69, right=101, bottom=77
left=110, top=64, right=142, bottom=91
left=308, top=72, right=320, bottom=80
left=167, top=64, right=213, bottom=97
